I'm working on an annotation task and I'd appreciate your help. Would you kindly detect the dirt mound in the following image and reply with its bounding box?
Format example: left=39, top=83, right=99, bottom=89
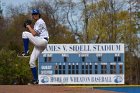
left=0, top=85, right=118, bottom=93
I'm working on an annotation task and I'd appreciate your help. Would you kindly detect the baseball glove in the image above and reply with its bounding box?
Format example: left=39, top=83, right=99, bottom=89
left=24, top=19, right=32, bottom=28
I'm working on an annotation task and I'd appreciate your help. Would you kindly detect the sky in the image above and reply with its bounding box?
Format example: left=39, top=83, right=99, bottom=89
left=1, top=0, right=34, bottom=6
left=1, top=0, right=35, bottom=16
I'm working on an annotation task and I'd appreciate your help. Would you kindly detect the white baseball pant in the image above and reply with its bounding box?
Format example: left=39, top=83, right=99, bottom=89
left=22, top=31, right=48, bottom=68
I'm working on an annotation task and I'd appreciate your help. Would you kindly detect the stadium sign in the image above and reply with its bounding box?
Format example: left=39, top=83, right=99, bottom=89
left=38, top=44, right=125, bottom=84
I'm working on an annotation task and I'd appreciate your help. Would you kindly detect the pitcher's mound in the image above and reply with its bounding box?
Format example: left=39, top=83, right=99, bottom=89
left=0, top=85, right=118, bottom=93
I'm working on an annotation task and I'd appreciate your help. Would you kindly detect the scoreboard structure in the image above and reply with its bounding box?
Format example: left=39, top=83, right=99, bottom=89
left=38, top=44, right=125, bottom=84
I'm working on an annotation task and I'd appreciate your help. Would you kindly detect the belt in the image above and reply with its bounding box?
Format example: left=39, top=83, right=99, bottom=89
left=44, top=37, right=49, bottom=41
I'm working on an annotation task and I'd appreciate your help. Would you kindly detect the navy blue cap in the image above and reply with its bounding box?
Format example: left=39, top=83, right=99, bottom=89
left=32, top=9, right=40, bottom=14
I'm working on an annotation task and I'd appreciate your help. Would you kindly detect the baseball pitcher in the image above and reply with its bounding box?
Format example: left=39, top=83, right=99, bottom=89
left=20, top=9, right=49, bottom=84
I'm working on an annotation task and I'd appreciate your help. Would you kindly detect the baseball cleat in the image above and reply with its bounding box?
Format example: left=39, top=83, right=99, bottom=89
left=17, top=50, right=30, bottom=57
left=32, top=80, right=38, bottom=84
left=28, top=80, right=38, bottom=85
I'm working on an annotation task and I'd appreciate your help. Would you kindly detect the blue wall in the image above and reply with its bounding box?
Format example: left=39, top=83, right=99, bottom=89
left=38, top=53, right=124, bottom=75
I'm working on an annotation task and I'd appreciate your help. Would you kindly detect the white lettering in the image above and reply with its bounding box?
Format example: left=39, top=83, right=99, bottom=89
left=41, top=66, right=52, bottom=70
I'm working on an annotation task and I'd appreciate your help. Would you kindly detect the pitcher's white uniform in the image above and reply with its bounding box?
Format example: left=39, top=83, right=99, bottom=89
left=22, top=18, right=49, bottom=68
